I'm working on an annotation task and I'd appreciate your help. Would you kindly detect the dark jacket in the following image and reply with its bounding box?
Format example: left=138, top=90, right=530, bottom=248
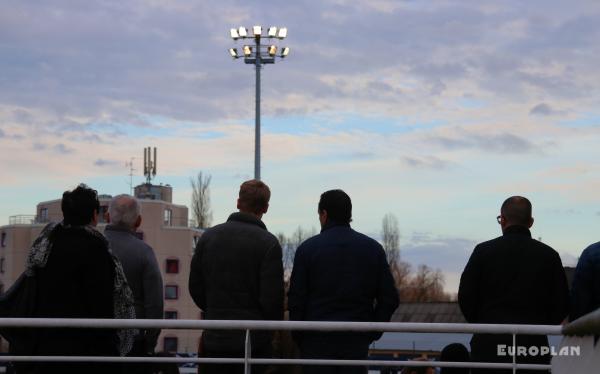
left=32, top=225, right=119, bottom=372
left=287, top=222, right=399, bottom=354
left=188, top=212, right=284, bottom=353
left=570, top=241, right=600, bottom=321
left=458, top=225, right=569, bottom=368
left=105, top=225, right=163, bottom=352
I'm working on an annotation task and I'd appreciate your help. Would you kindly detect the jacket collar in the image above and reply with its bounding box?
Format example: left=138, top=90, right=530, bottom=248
left=503, top=225, right=532, bottom=238
left=105, top=224, right=136, bottom=235
left=321, top=220, right=350, bottom=233
left=227, top=212, right=267, bottom=230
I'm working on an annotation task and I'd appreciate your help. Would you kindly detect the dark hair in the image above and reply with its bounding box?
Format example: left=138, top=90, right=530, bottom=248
left=238, top=179, right=271, bottom=214
left=318, top=189, right=352, bottom=224
left=440, top=343, right=470, bottom=374
left=500, top=196, right=532, bottom=226
left=61, top=184, right=100, bottom=225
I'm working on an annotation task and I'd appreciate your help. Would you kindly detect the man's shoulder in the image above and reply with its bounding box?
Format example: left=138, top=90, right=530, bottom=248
left=202, top=220, right=279, bottom=246
left=579, top=241, right=600, bottom=262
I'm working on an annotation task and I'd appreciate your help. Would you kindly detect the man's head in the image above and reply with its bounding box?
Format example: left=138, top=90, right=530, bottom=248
left=61, top=184, right=100, bottom=226
left=237, top=179, right=271, bottom=218
left=498, top=196, right=534, bottom=231
left=108, top=194, right=142, bottom=230
left=317, top=189, right=352, bottom=227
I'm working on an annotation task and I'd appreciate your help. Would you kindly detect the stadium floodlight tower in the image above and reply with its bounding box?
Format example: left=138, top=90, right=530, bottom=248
left=229, top=26, right=290, bottom=180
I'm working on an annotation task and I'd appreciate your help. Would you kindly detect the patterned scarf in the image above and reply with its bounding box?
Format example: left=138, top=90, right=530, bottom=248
left=27, top=222, right=137, bottom=356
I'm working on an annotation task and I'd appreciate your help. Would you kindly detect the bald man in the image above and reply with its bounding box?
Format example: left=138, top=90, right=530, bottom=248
left=458, top=196, right=568, bottom=374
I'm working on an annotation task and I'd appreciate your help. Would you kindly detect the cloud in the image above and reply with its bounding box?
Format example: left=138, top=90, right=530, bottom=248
left=94, top=159, right=120, bottom=167
left=402, top=155, right=451, bottom=170
left=428, top=130, right=538, bottom=154
left=530, top=103, right=567, bottom=116
left=53, top=143, right=74, bottom=154
left=31, top=142, right=74, bottom=154
left=0, top=128, right=4, bottom=138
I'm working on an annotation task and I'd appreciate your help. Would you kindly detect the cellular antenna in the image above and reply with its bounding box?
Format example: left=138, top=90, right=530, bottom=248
left=144, top=147, right=157, bottom=184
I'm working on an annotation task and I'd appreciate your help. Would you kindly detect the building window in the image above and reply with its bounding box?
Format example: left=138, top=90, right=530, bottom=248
left=0, top=258, right=4, bottom=274
left=165, top=310, right=178, bottom=319
left=1, top=232, right=6, bottom=247
left=166, top=259, right=179, bottom=274
left=163, top=337, right=178, bottom=353
left=165, top=285, right=178, bottom=300
left=39, top=208, right=49, bottom=223
left=163, top=209, right=172, bottom=226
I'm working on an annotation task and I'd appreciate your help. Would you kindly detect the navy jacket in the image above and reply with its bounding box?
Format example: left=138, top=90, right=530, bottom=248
left=288, top=222, right=399, bottom=349
left=570, top=241, right=600, bottom=321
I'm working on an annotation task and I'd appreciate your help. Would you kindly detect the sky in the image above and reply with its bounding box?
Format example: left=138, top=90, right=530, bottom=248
left=2, top=0, right=600, bottom=293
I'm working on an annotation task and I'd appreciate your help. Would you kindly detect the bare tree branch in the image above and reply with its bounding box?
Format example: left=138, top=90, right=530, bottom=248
left=190, top=171, right=212, bottom=229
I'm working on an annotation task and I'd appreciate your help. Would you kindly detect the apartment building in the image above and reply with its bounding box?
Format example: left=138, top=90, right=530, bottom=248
left=0, top=183, right=203, bottom=354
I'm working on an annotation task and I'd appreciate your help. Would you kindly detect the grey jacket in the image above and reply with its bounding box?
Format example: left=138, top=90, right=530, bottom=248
left=105, top=225, right=164, bottom=351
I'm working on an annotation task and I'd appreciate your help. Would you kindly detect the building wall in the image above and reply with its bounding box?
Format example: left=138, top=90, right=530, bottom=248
left=0, top=193, right=203, bottom=354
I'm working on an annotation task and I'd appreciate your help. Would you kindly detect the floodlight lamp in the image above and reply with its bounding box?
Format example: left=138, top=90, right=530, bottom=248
left=281, top=47, right=290, bottom=57
left=229, top=48, right=238, bottom=58
left=238, top=27, right=247, bottom=37
left=230, top=28, right=239, bottom=40
left=253, top=25, right=262, bottom=36
left=268, top=45, right=277, bottom=56
left=243, top=45, right=252, bottom=56
left=268, top=26, right=277, bottom=37
left=277, top=27, right=287, bottom=39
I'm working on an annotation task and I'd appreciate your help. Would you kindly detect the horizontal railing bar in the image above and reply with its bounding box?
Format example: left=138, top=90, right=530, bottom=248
left=0, top=356, right=551, bottom=369
left=0, top=318, right=562, bottom=335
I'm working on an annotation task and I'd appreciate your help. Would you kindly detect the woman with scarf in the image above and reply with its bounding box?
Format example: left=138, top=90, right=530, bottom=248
left=17, top=184, right=135, bottom=374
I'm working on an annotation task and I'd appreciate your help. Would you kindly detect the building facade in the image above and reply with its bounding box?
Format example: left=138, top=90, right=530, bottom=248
left=0, top=184, right=203, bottom=354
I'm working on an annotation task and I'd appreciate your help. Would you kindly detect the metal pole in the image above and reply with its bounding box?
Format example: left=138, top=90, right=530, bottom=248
left=244, top=329, right=252, bottom=374
left=254, top=37, right=261, bottom=180
left=512, top=333, right=516, bottom=374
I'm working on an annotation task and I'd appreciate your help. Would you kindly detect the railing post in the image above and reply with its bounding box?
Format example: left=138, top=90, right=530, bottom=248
left=512, top=333, right=516, bottom=374
left=244, top=329, right=252, bottom=374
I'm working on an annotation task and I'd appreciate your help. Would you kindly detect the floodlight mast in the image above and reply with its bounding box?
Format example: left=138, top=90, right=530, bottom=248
left=229, top=25, right=289, bottom=180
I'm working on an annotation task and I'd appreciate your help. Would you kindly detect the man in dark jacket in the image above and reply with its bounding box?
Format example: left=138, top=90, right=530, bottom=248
left=570, top=241, right=600, bottom=321
left=458, top=196, right=569, bottom=374
left=189, top=179, right=284, bottom=374
left=106, top=194, right=163, bottom=371
left=288, top=189, right=399, bottom=374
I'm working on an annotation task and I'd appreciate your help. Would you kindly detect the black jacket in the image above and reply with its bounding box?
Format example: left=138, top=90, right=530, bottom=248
left=32, top=225, right=118, bottom=373
left=288, top=222, right=399, bottom=353
left=188, top=212, right=284, bottom=353
left=458, top=225, right=568, bottom=366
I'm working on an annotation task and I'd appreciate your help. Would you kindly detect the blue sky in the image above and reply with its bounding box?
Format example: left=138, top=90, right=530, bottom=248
left=2, top=0, right=600, bottom=292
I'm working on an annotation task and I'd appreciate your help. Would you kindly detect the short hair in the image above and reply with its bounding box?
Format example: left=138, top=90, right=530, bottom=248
left=318, top=189, right=352, bottom=224
left=238, top=179, right=271, bottom=214
left=500, top=196, right=532, bottom=226
left=61, top=184, right=100, bottom=226
left=109, top=194, right=141, bottom=228
left=440, top=343, right=470, bottom=374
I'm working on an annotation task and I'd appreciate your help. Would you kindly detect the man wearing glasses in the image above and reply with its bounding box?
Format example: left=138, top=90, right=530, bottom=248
left=458, top=196, right=569, bottom=374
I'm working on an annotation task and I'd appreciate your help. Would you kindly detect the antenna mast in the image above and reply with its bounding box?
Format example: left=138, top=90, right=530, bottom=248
left=144, top=147, right=157, bottom=184
left=125, top=157, right=136, bottom=195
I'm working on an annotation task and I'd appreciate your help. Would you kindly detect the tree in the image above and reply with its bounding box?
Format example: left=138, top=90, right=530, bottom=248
left=190, top=171, right=212, bottom=229
left=382, top=213, right=400, bottom=267
left=402, top=264, right=450, bottom=302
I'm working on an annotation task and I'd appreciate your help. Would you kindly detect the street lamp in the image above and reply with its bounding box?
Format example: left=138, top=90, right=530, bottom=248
left=229, top=25, right=290, bottom=181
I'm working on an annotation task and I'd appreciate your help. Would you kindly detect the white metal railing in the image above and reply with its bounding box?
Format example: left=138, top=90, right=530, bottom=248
left=0, top=318, right=564, bottom=373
